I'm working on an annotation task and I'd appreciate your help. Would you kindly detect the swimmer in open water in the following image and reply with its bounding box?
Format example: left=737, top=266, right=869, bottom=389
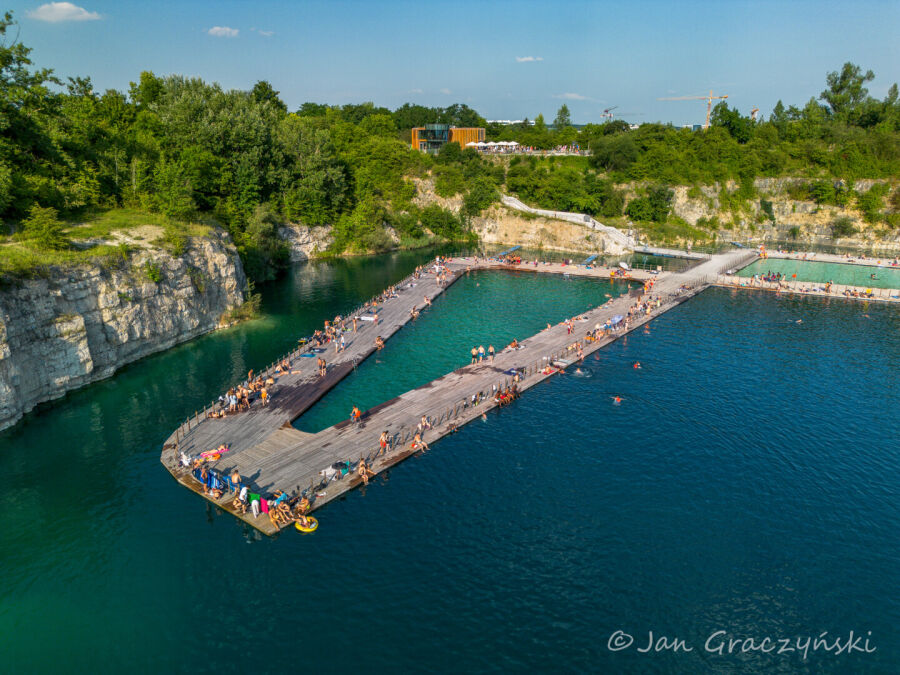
left=612, top=396, right=623, bottom=405
left=633, top=362, right=641, bottom=369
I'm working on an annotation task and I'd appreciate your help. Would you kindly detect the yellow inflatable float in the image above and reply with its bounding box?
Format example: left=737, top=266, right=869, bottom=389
left=295, top=517, right=318, bottom=533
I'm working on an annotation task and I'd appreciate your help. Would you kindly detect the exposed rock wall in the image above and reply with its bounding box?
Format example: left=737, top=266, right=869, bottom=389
left=659, top=179, right=900, bottom=250
left=278, top=224, right=333, bottom=262
left=0, top=231, right=246, bottom=431
left=472, top=205, right=629, bottom=255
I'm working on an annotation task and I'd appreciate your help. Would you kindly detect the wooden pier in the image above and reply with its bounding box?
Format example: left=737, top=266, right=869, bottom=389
left=161, top=249, right=757, bottom=535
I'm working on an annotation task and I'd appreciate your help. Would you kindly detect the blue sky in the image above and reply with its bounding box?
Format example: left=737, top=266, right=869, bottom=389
left=9, top=0, right=900, bottom=125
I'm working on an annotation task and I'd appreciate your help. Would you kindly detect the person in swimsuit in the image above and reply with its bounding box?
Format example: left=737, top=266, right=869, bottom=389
left=471, top=347, right=478, bottom=364
left=488, top=345, right=495, bottom=363
left=411, top=433, right=430, bottom=452
left=358, top=459, right=375, bottom=485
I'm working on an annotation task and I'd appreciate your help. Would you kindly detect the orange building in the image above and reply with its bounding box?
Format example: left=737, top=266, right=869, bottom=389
left=411, top=124, right=485, bottom=153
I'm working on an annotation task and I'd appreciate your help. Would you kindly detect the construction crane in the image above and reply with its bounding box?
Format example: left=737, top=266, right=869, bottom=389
left=657, top=90, right=729, bottom=129
left=601, top=106, right=618, bottom=121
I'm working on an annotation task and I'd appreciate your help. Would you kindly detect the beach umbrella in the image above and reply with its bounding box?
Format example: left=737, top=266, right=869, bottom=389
left=611, top=315, right=624, bottom=325
left=618, top=261, right=631, bottom=270
left=466, top=141, right=478, bottom=146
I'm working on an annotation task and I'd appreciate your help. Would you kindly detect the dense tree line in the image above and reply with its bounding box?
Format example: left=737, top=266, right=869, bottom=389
left=0, top=13, right=493, bottom=281
left=495, top=63, right=900, bottom=229
left=2, top=3, right=897, bottom=280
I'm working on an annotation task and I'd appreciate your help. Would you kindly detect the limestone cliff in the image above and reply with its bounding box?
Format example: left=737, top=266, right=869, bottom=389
left=0, top=230, right=246, bottom=431
left=278, top=224, right=333, bottom=262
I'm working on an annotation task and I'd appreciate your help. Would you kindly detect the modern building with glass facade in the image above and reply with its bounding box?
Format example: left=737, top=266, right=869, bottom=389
left=411, top=124, right=485, bottom=153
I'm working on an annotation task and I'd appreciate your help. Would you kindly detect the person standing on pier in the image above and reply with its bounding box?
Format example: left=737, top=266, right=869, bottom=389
left=488, top=345, right=495, bottom=363
left=478, top=345, right=485, bottom=362
left=471, top=346, right=478, bottom=364
left=379, top=431, right=390, bottom=455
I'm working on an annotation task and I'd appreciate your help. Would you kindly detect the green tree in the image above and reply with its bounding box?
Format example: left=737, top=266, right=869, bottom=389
left=710, top=102, right=753, bottom=143
left=820, top=62, right=875, bottom=116
left=553, top=104, right=572, bottom=129
left=250, top=80, right=287, bottom=113
left=22, top=205, right=69, bottom=249
left=590, top=134, right=638, bottom=171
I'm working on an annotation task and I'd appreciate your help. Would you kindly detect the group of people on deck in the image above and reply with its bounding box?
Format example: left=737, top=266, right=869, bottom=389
left=189, top=455, right=315, bottom=529
left=469, top=344, right=496, bottom=364
left=209, top=369, right=277, bottom=418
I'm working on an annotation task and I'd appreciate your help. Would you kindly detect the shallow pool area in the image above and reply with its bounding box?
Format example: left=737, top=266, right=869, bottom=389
left=739, top=258, right=900, bottom=289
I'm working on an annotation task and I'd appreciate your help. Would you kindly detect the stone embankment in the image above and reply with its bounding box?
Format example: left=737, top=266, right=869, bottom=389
left=0, top=230, right=247, bottom=431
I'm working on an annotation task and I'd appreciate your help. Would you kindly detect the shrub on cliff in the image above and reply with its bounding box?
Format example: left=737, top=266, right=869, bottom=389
left=22, top=206, right=69, bottom=251
left=831, top=216, right=856, bottom=238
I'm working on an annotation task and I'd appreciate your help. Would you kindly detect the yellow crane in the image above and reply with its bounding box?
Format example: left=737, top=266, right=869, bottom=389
left=658, top=89, right=729, bottom=129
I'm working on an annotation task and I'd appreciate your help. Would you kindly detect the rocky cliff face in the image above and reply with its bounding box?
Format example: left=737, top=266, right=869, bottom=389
left=0, top=230, right=246, bottom=431
left=659, top=179, right=900, bottom=250
left=278, top=224, right=333, bottom=262
left=472, top=205, right=629, bottom=255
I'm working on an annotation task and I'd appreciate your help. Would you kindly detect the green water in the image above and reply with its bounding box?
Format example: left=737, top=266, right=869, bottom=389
left=295, top=269, right=630, bottom=432
left=739, top=258, right=900, bottom=289
left=1, top=251, right=898, bottom=673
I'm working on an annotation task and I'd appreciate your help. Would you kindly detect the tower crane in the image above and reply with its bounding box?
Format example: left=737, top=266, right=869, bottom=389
left=601, top=106, right=618, bottom=121
left=657, top=90, right=729, bottom=129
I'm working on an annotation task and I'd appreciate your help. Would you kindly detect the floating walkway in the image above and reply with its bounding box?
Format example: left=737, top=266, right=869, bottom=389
left=161, top=249, right=758, bottom=535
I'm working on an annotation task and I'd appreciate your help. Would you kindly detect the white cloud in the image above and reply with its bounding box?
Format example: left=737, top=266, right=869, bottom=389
left=208, top=26, right=239, bottom=38
left=408, top=88, right=424, bottom=94
left=27, top=2, right=100, bottom=23
left=516, top=56, right=543, bottom=63
left=439, top=88, right=452, bottom=95
left=251, top=27, right=274, bottom=37
left=554, top=92, right=590, bottom=101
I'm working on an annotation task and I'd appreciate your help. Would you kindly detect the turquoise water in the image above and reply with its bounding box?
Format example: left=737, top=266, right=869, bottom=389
left=295, top=269, right=627, bottom=432
left=1, top=255, right=898, bottom=673
left=739, top=258, right=900, bottom=289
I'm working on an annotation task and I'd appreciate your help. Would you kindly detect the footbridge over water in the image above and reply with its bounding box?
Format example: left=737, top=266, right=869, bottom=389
left=162, top=247, right=758, bottom=535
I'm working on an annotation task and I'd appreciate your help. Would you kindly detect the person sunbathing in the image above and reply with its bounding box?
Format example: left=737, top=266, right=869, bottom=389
left=297, top=495, right=310, bottom=515
left=358, top=460, right=375, bottom=485
left=276, top=501, right=294, bottom=525
left=411, top=433, right=430, bottom=452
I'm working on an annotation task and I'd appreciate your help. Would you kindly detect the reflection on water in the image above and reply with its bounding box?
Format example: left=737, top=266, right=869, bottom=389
left=0, top=255, right=897, bottom=674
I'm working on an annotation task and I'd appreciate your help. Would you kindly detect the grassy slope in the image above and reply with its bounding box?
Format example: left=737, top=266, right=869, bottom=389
left=0, top=209, right=212, bottom=280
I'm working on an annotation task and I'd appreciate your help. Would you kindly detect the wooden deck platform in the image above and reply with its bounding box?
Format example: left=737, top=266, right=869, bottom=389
left=161, top=249, right=756, bottom=535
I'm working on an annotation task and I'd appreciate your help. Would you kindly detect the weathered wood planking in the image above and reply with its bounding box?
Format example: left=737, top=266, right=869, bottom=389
left=161, top=251, right=755, bottom=536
